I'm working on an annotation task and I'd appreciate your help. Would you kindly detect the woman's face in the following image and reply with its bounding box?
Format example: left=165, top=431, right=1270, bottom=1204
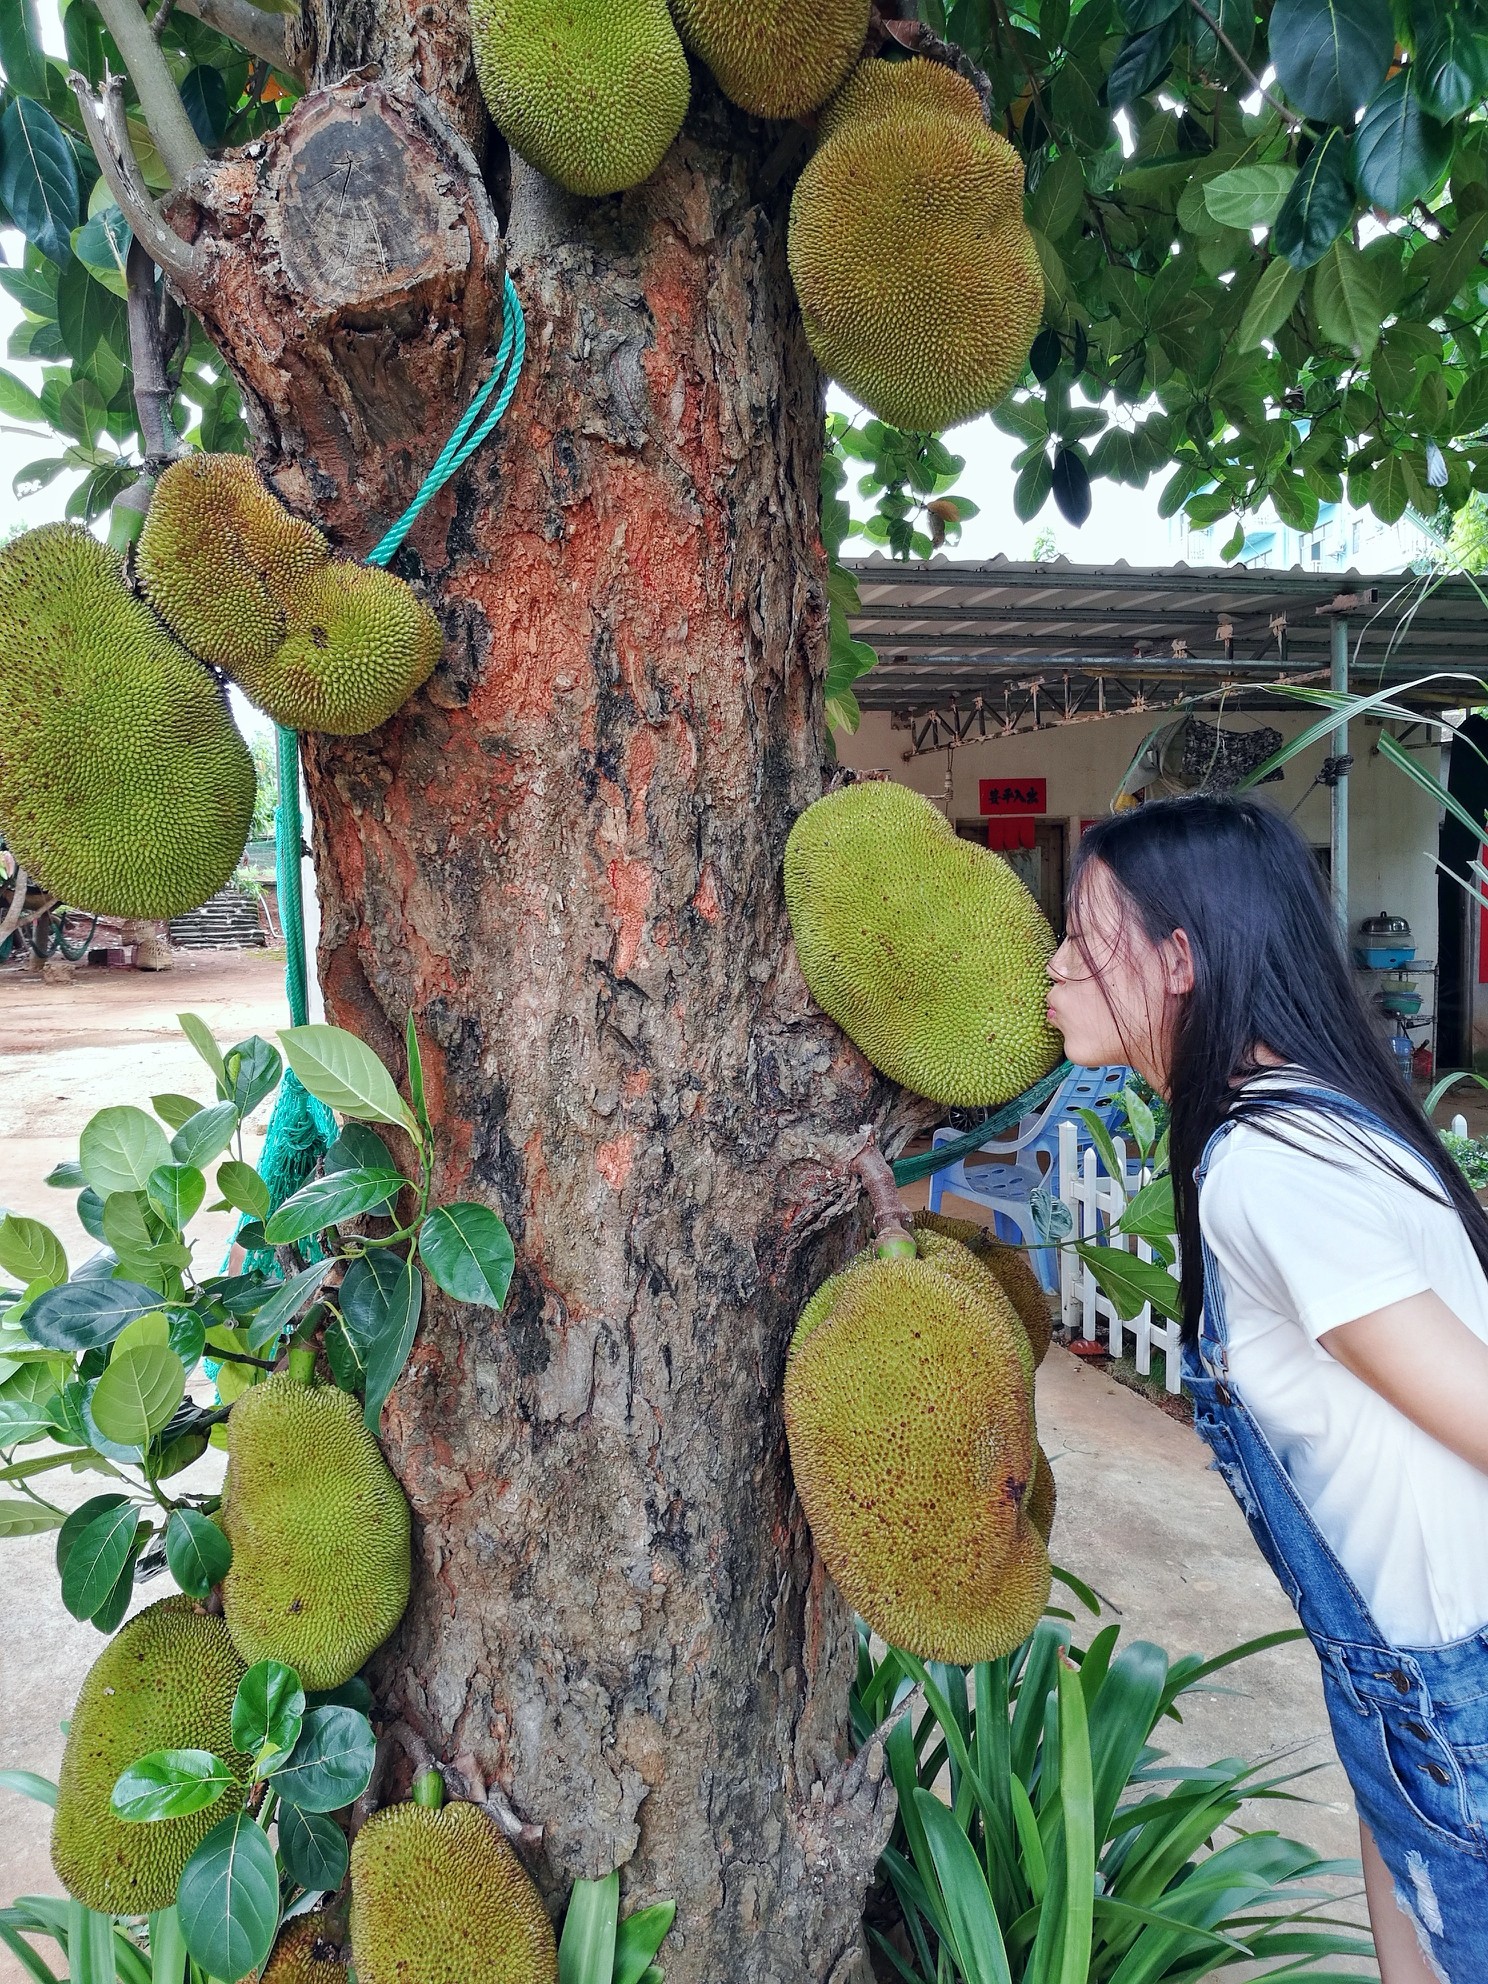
left=1045, top=858, right=1192, bottom=1090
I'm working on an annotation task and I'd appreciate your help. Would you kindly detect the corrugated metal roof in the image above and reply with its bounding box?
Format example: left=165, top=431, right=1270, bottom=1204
left=844, top=554, right=1488, bottom=727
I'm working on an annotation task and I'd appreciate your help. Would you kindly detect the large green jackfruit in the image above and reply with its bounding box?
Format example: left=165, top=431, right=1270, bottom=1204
left=137, top=455, right=444, bottom=735
left=350, top=1800, right=557, bottom=1983
left=788, top=57, right=1043, bottom=430
left=785, top=1249, right=1049, bottom=1662
left=220, top=1374, right=411, bottom=1689
left=669, top=0, right=869, bottom=119
left=51, top=1597, right=250, bottom=1914
left=913, top=1211, right=1053, bottom=1367
left=471, top=0, right=690, bottom=197
left=784, top=781, right=1062, bottom=1107
left=137, top=453, right=328, bottom=671
left=263, top=1910, right=351, bottom=1982
left=0, top=525, right=255, bottom=918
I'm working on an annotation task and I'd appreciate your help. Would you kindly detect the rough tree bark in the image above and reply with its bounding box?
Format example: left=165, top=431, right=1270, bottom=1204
left=112, top=2, right=941, bottom=1972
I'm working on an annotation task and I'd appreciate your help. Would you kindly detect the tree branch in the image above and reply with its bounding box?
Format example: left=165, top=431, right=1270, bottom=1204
left=173, top=0, right=305, bottom=80
left=91, top=0, right=206, bottom=184
left=69, top=74, right=203, bottom=289
left=1187, top=0, right=1303, bottom=132
left=125, top=237, right=186, bottom=464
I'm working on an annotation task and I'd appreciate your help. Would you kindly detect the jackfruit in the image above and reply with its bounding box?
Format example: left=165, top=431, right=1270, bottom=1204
left=51, top=1596, right=250, bottom=1914
left=238, top=561, right=444, bottom=735
left=263, top=1911, right=351, bottom=1982
left=669, top=0, right=869, bottom=119
left=913, top=1212, right=1053, bottom=1366
left=470, top=0, right=690, bottom=197
left=0, top=525, right=256, bottom=919
left=220, top=1373, right=411, bottom=1689
left=137, top=453, right=328, bottom=671
left=788, top=56, right=1044, bottom=430
left=784, top=781, right=1062, bottom=1108
left=1028, top=1444, right=1056, bottom=1544
left=785, top=1251, right=1050, bottom=1663
left=137, top=455, right=443, bottom=735
left=350, top=1799, right=558, bottom=1983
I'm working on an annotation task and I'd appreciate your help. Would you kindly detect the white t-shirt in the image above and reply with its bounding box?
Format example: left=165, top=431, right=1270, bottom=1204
left=1200, top=1096, right=1488, bottom=1648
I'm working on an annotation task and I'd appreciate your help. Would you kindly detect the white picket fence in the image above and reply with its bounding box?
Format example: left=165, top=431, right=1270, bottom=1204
left=1057, top=1120, right=1183, bottom=1393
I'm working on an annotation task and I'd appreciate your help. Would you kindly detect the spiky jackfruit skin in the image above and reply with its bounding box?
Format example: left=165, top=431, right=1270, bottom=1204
left=51, top=1597, right=250, bottom=1914
left=263, top=1911, right=351, bottom=1982
left=913, top=1212, right=1053, bottom=1366
left=243, top=562, right=444, bottom=734
left=0, top=526, right=255, bottom=919
left=785, top=1254, right=1050, bottom=1662
left=669, top=0, right=869, bottom=119
left=788, top=57, right=1044, bottom=430
left=137, top=454, right=328, bottom=670
left=350, top=1801, right=558, bottom=1983
left=471, top=0, right=690, bottom=197
left=797, top=1232, right=1034, bottom=1386
left=221, top=1376, right=411, bottom=1690
left=1028, top=1444, right=1056, bottom=1544
left=784, top=781, right=1062, bottom=1108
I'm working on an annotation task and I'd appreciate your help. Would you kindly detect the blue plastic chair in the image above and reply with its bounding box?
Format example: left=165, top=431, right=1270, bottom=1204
left=925, top=1064, right=1132, bottom=1290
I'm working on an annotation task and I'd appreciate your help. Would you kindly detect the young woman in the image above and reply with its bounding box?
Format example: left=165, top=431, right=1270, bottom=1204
left=1044, top=794, right=1488, bottom=1983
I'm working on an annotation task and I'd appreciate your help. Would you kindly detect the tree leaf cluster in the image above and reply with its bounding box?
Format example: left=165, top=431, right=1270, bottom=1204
left=0, top=1012, right=514, bottom=1638
left=913, top=0, right=1488, bottom=546
left=0, top=0, right=292, bottom=518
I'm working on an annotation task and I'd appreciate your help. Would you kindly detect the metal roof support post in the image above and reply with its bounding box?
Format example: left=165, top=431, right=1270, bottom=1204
left=1331, top=613, right=1349, bottom=929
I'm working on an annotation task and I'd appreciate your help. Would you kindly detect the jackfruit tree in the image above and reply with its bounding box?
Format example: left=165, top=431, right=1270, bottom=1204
left=2, top=0, right=1488, bottom=1977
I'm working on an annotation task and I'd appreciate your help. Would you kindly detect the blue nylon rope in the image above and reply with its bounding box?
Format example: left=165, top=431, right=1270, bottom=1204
left=230, top=276, right=528, bottom=1291
left=365, top=275, right=527, bottom=569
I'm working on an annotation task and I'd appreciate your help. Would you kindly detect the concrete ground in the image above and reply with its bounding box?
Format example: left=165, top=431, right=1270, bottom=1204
left=0, top=954, right=1372, bottom=1977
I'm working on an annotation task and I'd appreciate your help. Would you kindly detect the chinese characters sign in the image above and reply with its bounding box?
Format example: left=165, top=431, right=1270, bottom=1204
left=978, top=778, right=1047, bottom=815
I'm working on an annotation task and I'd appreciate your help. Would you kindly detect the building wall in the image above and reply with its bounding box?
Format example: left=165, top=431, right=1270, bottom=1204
left=836, top=706, right=1447, bottom=1052
left=1173, top=499, right=1438, bottom=574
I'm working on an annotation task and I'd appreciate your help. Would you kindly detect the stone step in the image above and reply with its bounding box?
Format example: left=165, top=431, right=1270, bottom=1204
left=168, top=889, right=265, bottom=951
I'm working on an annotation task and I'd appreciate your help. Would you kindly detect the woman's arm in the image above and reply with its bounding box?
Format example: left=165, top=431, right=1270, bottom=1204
left=1320, top=1292, right=1488, bottom=1477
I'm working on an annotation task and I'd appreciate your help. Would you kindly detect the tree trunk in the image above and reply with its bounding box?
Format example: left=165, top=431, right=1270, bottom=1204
left=167, top=12, right=927, bottom=1973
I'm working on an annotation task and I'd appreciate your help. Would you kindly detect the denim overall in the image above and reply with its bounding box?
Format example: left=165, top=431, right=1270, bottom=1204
left=1186, top=1097, right=1488, bottom=1980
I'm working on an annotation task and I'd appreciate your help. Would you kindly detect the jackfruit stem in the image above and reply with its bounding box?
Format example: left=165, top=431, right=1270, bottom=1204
left=286, top=1345, right=317, bottom=1386
left=851, top=1130, right=917, bottom=1259
left=411, top=1767, right=446, bottom=1811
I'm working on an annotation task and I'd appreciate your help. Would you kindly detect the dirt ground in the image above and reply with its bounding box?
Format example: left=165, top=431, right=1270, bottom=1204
left=0, top=947, right=285, bottom=1262
left=0, top=954, right=1372, bottom=1977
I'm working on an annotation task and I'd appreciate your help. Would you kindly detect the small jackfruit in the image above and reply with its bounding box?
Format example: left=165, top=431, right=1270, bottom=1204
left=138, top=455, right=441, bottom=734
left=241, top=561, right=445, bottom=735
left=51, top=1597, right=250, bottom=1914
left=913, top=1212, right=1052, bottom=1367
left=669, top=0, right=869, bottom=119
left=263, top=1910, right=351, bottom=1982
left=137, top=454, right=329, bottom=671
left=785, top=781, right=1062, bottom=1108
left=0, top=525, right=255, bottom=918
left=788, top=57, right=1043, bottom=430
left=471, top=0, right=690, bottom=197
left=350, top=1800, right=558, bottom=1983
left=785, top=1251, right=1050, bottom=1662
left=220, top=1374, right=411, bottom=1690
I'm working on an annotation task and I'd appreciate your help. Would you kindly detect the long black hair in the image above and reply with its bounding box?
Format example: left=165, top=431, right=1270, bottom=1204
left=1070, top=795, right=1488, bottom=1342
